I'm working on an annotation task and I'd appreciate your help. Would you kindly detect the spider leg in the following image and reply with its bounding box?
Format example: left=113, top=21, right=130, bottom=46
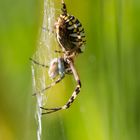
left=40, top=107, right=62, bottom=115
left=29, top=57, right=49, bottom=68
left=33, top=74, right=65, bottom=96
left=41, top=60, right=81, bottom=114
left=54, top=50, right=65, bottom=53
left=40, top=80, right=81, bottom=114
left=61, top=0, right=67, bottom=15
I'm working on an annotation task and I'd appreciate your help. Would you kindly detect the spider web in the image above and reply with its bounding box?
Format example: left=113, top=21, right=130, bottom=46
left=31, top=0, right=58, bottom=140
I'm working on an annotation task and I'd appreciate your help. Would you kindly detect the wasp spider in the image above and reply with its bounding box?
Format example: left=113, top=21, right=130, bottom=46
left=31, top=0, right=86, bottom=114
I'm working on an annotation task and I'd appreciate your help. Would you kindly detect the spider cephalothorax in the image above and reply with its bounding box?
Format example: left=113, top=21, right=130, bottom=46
left=31, top=0, right=86, bottom=114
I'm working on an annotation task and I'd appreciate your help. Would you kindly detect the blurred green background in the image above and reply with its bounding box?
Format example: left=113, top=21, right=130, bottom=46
left=0, top=0, right=140, bottom=140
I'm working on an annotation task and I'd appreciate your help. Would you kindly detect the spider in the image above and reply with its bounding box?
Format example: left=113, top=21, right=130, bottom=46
left=31, top=0, right=86, bottom=114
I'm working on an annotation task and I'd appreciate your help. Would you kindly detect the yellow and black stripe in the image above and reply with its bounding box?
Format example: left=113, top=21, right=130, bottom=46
left=55, top=1, right=86, bottom=54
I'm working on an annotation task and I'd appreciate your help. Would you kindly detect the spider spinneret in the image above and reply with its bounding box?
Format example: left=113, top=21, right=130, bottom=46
left=31, top=0, right=86, bottom=114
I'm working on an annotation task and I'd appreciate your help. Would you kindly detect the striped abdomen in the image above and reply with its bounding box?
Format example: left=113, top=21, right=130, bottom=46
left=55, top=14, right=86, bottom=54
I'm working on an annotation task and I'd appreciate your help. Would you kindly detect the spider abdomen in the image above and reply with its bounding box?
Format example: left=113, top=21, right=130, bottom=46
left=55, top=14, right=86, bottom=54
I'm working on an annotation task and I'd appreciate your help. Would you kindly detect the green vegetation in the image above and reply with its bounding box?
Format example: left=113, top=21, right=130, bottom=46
left=0, top=0, right=140, bottom=140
